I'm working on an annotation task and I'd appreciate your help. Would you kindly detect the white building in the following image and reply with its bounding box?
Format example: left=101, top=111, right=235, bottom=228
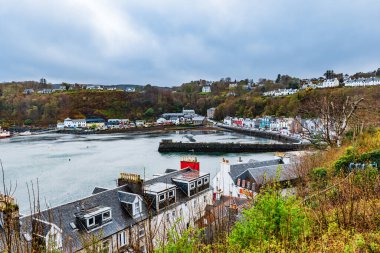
left=202, top=86, right=211, bottom=93
left=212, top=157, right=296, bottom=200
left=318, top=78, right=339, bottom=88
left=263, top=88, right=298, bottom=97
left=63, top=118, right=86, bottom=128
left=229, top=83, right=238, bottom=89
left=19, top=162, right=213, bottom=252
left=345, top=77, right=380, bottom=87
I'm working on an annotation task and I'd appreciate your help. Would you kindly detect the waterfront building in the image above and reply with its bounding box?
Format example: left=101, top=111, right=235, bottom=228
left=86, top=118, right=105, bottom=129
left=192, top=116, right=206, bottom=126
left=63, top=118, right=85, bottom=128
left=212, top=157, right=297, bottom=200
left=17, top=161, right=212, bottom=252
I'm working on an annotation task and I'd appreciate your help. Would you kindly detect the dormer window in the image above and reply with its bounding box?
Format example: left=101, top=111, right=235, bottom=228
left=159, top=194, right=166, bottom=202
left=168, top=190, right=175, bottom=198
left=190, top=182, right=195, bottom=189
left=87, top=217, right=95, bottom=227
left=197, top=179, right=202, bottom=186
left=102, top=211, right=111, bottom=221
left=204, top=177, right=209, bottom=184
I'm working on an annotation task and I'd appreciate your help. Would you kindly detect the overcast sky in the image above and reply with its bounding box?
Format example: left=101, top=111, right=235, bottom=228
left=0, top=0, right=379, bottom=86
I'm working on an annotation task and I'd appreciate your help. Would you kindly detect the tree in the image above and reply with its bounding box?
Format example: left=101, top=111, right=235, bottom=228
left=24, top=119, right=33, bottom=126
left=228, top=183, right=309, bottom=252
left=299, top=94, right=364, bottom=147
left=275, top=74, right=281, bottom=83
left=144, top=107, right=155, bottom=117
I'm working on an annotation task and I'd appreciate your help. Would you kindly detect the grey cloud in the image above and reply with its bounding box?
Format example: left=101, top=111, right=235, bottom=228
left=0, top=0, right=379, bottom=86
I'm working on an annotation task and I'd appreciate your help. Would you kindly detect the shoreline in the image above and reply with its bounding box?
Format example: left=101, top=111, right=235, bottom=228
left=55, top=125, right=220, bottom=135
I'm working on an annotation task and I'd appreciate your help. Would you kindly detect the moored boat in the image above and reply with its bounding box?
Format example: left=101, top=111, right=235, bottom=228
left=19, top=130, right=32, bottom=136
left=0, top=126, right=11, bottom=139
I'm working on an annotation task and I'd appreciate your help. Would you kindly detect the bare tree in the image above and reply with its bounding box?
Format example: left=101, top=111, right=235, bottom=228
left=299, top=94, right=364, bottom=147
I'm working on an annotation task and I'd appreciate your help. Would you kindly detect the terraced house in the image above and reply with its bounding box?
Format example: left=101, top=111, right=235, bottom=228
left=13, top=165, right=212, bottom=252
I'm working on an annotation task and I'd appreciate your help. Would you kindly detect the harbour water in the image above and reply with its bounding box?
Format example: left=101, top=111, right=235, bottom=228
left=0, top=130, right=277, bottom=213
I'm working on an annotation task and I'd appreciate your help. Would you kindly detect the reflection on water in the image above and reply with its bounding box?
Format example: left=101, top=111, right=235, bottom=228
left=0, top=130, right=277, bottom=213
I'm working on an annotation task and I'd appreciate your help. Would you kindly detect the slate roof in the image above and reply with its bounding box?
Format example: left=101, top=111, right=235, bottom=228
left=118, top=191, right=138, bottom=204
left=92, top=187, right=108, bottom=195
left=19, top=168, right=211, bottom=252
left=229, top=158, right=283, bottom=180
left=246, top=164, right=297, bottom=185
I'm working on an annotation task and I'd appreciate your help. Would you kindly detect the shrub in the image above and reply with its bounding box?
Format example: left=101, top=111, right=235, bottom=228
left=228, top=185, right=310, bottom=252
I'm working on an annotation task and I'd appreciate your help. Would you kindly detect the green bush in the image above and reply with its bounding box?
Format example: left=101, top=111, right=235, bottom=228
left=228, top=185, right=310, bottom=252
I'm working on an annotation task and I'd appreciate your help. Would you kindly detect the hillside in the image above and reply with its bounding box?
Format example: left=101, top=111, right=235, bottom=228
left=0, top=81, right=379, bottom=128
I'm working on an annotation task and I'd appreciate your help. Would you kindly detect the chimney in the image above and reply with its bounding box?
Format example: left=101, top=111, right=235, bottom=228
left=180, top=156, right=200, bottom=171
left=118, top=173, right=143, bottom=194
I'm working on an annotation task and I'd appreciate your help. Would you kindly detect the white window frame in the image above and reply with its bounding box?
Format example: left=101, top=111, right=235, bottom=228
left=158, top=194, right=166, bottom=202
left=139, top=224, right=145, bottom=238
left=102, top=211, right=112, bottom=221
left=197, top=179, right=202, bottom=186
left=134, top=202, right=140, bottom=215
left=118, top=231, right=126, bottom=247
left=168, top=190, right=175, bottom=198
left=87, top=217, right=95, bottom=227
left=203, top=177, right=209, bottom=184
left=190, top=182, right=195, bottom=189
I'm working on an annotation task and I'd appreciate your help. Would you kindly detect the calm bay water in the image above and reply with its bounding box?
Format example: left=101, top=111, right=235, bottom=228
left=0, top=130, right=277, bottom=213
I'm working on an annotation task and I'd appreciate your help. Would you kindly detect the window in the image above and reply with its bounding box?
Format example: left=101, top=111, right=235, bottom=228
left=167, top=213, right=170, bottom=222
left=87, top=217, right=95, bottom=227
left=118, top=231, right=126, bottom=247
left=134, top=202, right=140, bottom=215
left=172, top=210, right=176, bottom=217
left=159, top=194, right=165, bottom=202
left=139, top=224, right=145, bottom=238
left=102, top=211, right=111, bottom=221
left=204, top=177, right=209, bottom=184
left=190, top=182, right=195, bottom=189
left=204, top=195, right=207, bottom=203
left=168, top=190, right=175, bottom=198
left=197, top=179, right=202, bottom=186
left=179, top=208, right=183, bottom=216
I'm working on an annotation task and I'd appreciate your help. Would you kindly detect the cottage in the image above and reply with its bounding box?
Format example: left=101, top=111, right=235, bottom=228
left=212, top=157, right=297, bottom=200
left=192, top=116, right=206, bottom=126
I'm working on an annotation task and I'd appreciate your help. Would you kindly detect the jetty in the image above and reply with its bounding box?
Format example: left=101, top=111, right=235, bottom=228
left=158, top=139, right=309, bottom=153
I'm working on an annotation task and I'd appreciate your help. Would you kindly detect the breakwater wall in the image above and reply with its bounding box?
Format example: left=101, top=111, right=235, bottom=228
left=158, top=141, right=309, bottom=153
left=218, top=125, right=300, bottom=143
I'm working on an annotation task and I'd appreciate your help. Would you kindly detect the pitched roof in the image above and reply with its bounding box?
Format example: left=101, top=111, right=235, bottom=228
left=229, top=158, right=283, bottom=180
left=247, top=164, right=297, bottom=185
left=20, top=168, right=210, bottom=252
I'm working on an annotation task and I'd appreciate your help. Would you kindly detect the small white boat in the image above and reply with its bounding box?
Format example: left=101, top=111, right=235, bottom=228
left=0, top=126, right=11, bottom=139
left=19, top=131, right=32, bottom=136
